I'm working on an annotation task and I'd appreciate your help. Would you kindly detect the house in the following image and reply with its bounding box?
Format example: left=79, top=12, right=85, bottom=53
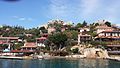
left=78, top=34, right=92, bottom=45
left=0, top=37, right=19, bottom=44
left=96, top=24, right=114, bottom=34
left=0, top=37, right=19, bottom=50
left=78, top=27, right=90, bottom=33
left=21, top=42, right=37, bottom=51
left=95, top=20, right=114, bottom=34
left=95, top=31, right=120, bottom=41
left=36, top=37, right=47, bottom=44
left=36, top=33, right=47, bottom=48
left=2, top=42, right=37, bottom=56
left=95, top=31, right=120, bottom=54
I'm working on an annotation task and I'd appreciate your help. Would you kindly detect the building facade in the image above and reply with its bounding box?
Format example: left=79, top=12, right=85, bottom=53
left=96, top=24, right=114, bottom=34
left=78, top=34, right=92, bottom=45
left=95, top=31, right=120, bottom=54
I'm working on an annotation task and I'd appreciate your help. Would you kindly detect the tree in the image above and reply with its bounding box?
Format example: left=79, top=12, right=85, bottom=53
left=48, top=33, right=68, bottom=50
left=82, top=21, right=87, bottom=27
left=13, top=42, right=24, bottom=50
left=54, top=23, right=62, bottom=32
left=76, top=23, right=82, bottom=28
left=105, top=21, right=111, bottom=27
left=26, top=36, right=36, bottom=42
left=63, top=30, right=78, bottom=40
left=39, top=26, right=47, bottom=33
left=95, top=23, right=99, bottom=26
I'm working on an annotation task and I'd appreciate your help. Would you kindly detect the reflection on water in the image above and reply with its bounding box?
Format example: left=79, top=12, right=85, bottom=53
left=78, top=59, right=108, bottom=68
left=0, top=58, right=120, bottom=68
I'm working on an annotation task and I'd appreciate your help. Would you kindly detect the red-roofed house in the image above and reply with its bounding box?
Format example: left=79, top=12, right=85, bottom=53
left=95, top=31, right=120, bottom=54
left=0, top=37, right=19, bottom=44
left=36, top=37, right=47, bottom=43
left=21, top=42, right=37, bottom=51
left=0, top=37, right=19, bottom=50
left=95, top=31, right=120, bottom=41
left=96, top=24, right=114, bottom=34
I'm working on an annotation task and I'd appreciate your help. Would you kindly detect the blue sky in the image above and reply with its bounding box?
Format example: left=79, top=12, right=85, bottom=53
left=0, top=0, right=120, bottom=28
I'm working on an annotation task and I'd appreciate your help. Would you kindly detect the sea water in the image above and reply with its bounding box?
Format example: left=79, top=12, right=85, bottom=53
left=0, top=58, right=120, bottom=68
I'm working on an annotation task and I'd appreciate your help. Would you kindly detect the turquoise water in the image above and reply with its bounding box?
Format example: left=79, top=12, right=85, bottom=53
left=0, top=59, right=120, bottom=68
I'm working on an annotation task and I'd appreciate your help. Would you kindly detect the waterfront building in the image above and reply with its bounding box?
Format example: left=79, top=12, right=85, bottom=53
left=95, top=31, right=120, bottom=54
left=36, top=33, right=47, bottom=45
left=21, top=42, right=37, bottom=51
left=77, top=26, right=92, bottom=45
left=95, top=31, right=120, bottom=41
left=36, top=34, right=47, bottom=50
left=78, top=34, right=92, bottom=45
left=0, top=37, right=20, bottom=50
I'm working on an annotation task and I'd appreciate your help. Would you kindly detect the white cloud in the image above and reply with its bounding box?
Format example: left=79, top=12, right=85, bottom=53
left=80, top=0, right=100, bottom=17
left=19, top=17, right=25, bottom=21
left=12, top=16, right=34, bottom=22
left=12, top=16, right=19, bottom=18
left=48, top=0, right=120, bottom=24
left=104, top=1, right=120, bottom=23
left=49, top=0, right=68, bottom=18
left=49, top=0, right=101, bottom=21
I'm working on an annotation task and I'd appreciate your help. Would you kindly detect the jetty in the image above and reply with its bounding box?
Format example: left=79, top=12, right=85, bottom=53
left=0, top=56, right=33, bottom=60
left=107, top=57, right=120, bottom=61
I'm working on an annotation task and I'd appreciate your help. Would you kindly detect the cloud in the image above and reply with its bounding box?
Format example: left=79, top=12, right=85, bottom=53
left=19, top=17, right=25, bottom=21
left=80, top=0, right=100, bottom=17
left=12, top=16, right=34, bottom=22
left=79, top=0, right=120, bottom=24
left=49, top=0, right=68, bottom=18
left=49, top=0, right=101, bottom=20
left=48, top=0, right=120, bottom=24
left=49, top=0, right=83, bottom=21
left=104, top=1, right=120, bottom=23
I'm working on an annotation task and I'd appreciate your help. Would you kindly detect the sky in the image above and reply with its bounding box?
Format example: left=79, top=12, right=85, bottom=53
left=0, top=0, right=120, bottom=28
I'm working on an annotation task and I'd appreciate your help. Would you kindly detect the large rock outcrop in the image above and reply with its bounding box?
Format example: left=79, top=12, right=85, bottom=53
left=83, top=48, right=109, bottom=58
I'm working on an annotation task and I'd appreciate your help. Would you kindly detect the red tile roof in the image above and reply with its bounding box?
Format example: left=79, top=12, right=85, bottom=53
left=22, top=42, right=37, bottom=48
left=96, top=25, right=113, bottom=29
